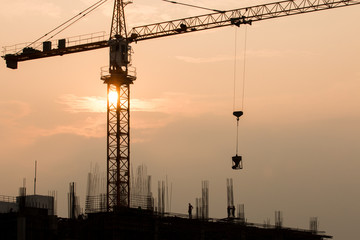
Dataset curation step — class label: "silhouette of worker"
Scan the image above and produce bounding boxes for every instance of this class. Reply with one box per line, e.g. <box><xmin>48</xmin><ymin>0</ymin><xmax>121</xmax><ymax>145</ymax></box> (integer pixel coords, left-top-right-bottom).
<box><xmin>188</xmin><ymin>203</ymin><xmax>193</xmax><ymax>219</ymax></box>
<box><xmin>231</xmin><ymin>206</ymin><xmax>236</xmax><ymax>218</ymax></box>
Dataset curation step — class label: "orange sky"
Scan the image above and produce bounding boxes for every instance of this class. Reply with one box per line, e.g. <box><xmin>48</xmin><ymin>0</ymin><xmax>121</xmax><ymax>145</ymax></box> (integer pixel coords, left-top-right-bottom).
<box><xmin>0</xmin><ymin>1</ymin><xmax>359</xmax><ymax>239</ymax></box>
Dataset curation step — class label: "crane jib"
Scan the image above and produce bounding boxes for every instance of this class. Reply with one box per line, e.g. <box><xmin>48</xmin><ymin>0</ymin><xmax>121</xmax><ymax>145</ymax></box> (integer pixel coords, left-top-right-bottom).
<box><xmin>128</xmin><ymin>0</ymin><xmax>360</xmax><ymax>42</ymax></box>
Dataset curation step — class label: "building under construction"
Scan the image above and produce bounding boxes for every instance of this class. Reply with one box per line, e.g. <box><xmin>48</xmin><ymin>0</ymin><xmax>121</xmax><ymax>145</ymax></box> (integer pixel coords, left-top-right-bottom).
<box><xmin>0</xmin><ymin>193</ymin><xmax>332</xmax><ymax>240</ymax></box>
<box><xmin>0</xmin><ymin>168</ymin><xmax>332</xmax><ymax>240</ymax></box>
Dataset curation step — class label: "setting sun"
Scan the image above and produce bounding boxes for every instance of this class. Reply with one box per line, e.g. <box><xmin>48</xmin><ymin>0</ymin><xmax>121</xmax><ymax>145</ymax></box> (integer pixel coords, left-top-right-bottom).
<box><xmin>108</xmin><ymin>90</ymin><xmax>118</xmax><ymax>106</ymax></box>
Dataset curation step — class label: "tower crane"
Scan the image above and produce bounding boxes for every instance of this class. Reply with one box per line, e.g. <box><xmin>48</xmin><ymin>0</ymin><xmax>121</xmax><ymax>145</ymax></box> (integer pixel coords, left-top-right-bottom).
<box><xmin>2</xmin><ymin>0</ymin><xmax>360</xmax><ymax>212</ymax></box>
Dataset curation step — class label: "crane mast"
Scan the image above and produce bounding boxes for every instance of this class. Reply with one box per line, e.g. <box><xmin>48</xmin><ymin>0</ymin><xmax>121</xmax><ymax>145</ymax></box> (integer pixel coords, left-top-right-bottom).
<box><xmin>101</xmin><ymin>0</ymin><xmax>135</xmax><ymax>211</ymax></box>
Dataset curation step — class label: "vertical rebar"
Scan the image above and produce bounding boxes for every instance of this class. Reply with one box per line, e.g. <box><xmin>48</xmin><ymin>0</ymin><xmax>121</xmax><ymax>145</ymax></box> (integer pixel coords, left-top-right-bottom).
<box><xmin>34</xmin><ymin>160</ymin><xmax>37</xmax><ymax>195</ymax></box>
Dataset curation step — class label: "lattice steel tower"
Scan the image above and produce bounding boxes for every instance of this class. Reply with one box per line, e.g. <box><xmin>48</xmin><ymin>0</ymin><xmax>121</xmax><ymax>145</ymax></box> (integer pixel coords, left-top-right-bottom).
<box><xmin>101</xmin><ymin>0</ymin><xmax>135</xmax><ymax>211</ymax></box>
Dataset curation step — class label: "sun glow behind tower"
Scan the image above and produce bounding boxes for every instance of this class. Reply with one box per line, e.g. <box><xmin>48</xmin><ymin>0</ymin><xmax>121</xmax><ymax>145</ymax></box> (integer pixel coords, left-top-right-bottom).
<box><xmin>108</xmin><ymin>90</ymin><xmax>118</xmax><ymax>106</ymax></box>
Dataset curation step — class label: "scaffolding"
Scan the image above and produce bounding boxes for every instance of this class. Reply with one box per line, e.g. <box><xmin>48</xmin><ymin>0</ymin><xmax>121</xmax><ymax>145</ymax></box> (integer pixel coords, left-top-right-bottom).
<box><xmin>85</xmin><ymin>164</ymin><xmax>154</xmax><ymax>213</ymax></box>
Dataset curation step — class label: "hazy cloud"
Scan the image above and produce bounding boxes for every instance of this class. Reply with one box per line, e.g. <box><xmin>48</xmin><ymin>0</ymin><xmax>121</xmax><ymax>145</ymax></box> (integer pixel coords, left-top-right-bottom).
<box><xmin>127</xmin><ymin>4</ymin><xmax>163</xmax><ymax>26</ymax></box>
<box><xmin>55</xmin><ymin>92</ymin><xmax>228</xmax><ymax>142</ymax></box>
<box><xmin>0</xmin><ymin>0</ymin><xmax>62</xmax><ymax>18</ymax></box>
<box><xmin>38</xmin><ymin>116</ymin><xmax>105</xmax><ymax>138</ymax></box>
<box><xmin>0</xmin><ymin>99</ymin><xmax>105</xmax><ymax>148</ymax></box>
<box><xmin>54</xmin><ymin>92</ymin><xmax>229</xmax><ymax>145</ymax></box>
<box><xmin>78</xmin><ymin>0</ymin><xmax>113</xmax><ymax>17</ymax></box>
<box><xmin>175</xmin><ymin>55</ymin><xmax>234</xmax><ymax>63</ymax></box>
<box><xmin>0</xmin><ymin>116</ymin><xmax>105</xmax><ymax>149</ymax></box>
<box><xmin>248</xmin><ymin>49</ymin><xmax>316</xmax><ymax>58</ymax></box>
<box><xmin>58</xmin><ymin>94</ymin><xmax>105</xmax><ymax>113</ymax></box>
<box><xmin>57</xmin><ymin>93</ymin><xmax>226</xmax><ymax>115</ymax></box>
<box><xmin>57</xmin><ymin>94</ymin><xmax>164</xmax><ymax>113</ymax></box>
<box><xmin>175</xmin><ymin>49</ymin><xmax>316</xmax><ymax>63</ymax></box>
<box><xmin>0</xmin><ymin>100</ymin><xmax>31</xmax><ymax>121</ymax></box>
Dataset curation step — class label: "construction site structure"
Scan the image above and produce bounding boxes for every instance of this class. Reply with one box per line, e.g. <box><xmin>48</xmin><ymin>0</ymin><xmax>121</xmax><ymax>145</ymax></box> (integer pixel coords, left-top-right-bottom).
<box><xmin>2</xmin><ymin>0</ymin><xmax>360</xmax><ymax>214</ymax></box>
<box><xmin>0</xmin><ymin>180</ymin><xmax>333</xmax><ymax>240</ymax></box>
<box><xmin>68</xmin><ymin>182</ymin><xmax>81</xmax><ymax>219</ymax></box>
<box><xmin>195</xmin><ymin>180</ymin><xmax>209</xmax><ymax>219</ymax></box>
<box><xmin>85</xmin><ymin>164</ymin><xmax>153</xmax><ymax>214</ymax></box>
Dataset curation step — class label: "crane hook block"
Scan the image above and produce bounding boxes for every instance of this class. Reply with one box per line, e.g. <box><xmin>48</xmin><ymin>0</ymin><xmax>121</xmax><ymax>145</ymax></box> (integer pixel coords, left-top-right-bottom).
<box><xmin>233</xmin><ymin>111</ymin><xmax>243</xmax><ymax>120</ymax></box>
<box><xmin>232</xmin><ymin>155</ymin><xmax>243</xmax><ymax>170</ymax></box>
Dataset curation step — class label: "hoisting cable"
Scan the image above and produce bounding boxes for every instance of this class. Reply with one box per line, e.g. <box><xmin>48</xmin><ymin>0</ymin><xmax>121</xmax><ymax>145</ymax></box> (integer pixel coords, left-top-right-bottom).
<box><xmin>233</xmin><ymin>25</ymin><xmax>248</xmax><ymax>113</ymax></box>
<box><xmin>231</xmin><ymin>25</ymin><xmax>248</xmax><ymax>170</ymax></box>
<box><xmin>241</xmin><ymin>25</ymin><xmax>248</xmax><ymax>110</ymax></box>
<box><xmin>232</xmin><ymin>27</ymin><xmax>238</xmax><ymax>113</ymax></box>
<box><xmin>17</xmin><ymin>0</ymin><xmax>109</xmax><ymax>54</ymax></box>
